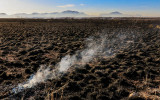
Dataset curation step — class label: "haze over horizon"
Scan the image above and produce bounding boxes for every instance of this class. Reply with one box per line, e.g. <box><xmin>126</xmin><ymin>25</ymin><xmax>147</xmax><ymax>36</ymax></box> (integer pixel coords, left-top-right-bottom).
<box><xmin>0</xmin><ymin>0</ymin><xmax>160</xmax><ymax>17</ymax></box>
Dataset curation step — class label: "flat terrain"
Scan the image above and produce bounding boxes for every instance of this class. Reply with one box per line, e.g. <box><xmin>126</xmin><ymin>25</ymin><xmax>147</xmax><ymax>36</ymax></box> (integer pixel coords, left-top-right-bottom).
<box><xmin>0</xmin><ymin>18</ymin><xmax>160</xmax><ymax>100</ymax></box>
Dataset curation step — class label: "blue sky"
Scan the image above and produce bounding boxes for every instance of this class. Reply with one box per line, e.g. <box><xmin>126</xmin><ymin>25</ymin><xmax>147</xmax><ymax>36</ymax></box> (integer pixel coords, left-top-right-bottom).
<box><xmin>0</xmin><ymin>0</ymin><xmax>160</xmax><ymax>16</ymax></box>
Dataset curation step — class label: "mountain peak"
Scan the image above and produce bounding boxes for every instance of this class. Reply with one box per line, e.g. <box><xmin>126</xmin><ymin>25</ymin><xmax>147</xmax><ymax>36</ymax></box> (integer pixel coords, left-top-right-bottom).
<box><xmin>0</xmin><ymin>13</ymin><xmax>7</xmax><ymax>15</ymax></box>
<box><xmin>110</xmin><ymin>11</ymin><xmax>122</xmax><ymax>15</ymax></box>
<box><xmin>62</xmin><ymin>10</ymin><xmax>80</xmax><ymax>14</ymax></box>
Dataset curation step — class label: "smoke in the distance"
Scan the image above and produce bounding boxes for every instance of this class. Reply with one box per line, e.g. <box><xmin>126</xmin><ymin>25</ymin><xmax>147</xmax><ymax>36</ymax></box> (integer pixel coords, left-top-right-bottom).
<box><xmin>12</xmin><ymin>31</ymin><xmax>137</xmax><ymax>94</ymax></box>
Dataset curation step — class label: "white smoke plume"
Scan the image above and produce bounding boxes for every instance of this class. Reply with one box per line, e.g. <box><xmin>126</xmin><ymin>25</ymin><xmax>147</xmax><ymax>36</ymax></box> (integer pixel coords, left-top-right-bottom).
<box><xmin>12</xmin><ymin>31</ymin><xmax>137</xmax><ymax>94</ymax></box>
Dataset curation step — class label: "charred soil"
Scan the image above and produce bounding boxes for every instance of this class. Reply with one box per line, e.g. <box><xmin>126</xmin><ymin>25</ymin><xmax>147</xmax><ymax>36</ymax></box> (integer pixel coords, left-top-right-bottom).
<box><xmin>0</xmin><ymin>18</ymin><xmax>160</xmax><ymax>100</ymax></box>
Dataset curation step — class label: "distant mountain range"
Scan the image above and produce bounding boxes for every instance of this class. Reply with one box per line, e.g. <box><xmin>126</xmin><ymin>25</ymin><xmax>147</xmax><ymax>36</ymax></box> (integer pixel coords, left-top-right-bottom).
<box><xmin>100</xmin><ymin>11</ymin><xmax>141</xmax><ymax>17</ymax></box>
<box><xmin>0</xmin><ymin>10</ymin><xmax>88</xmax><ymax>18</ymax></box>
<box><xmin>0</xmin><ymin>10</ymin><xmax>141</xmax><ymax>18</ymax></box>
<box><xmin>0</xmin><ymin>13</ymin><xmax>7</xmax><ymax>15</ymax></box>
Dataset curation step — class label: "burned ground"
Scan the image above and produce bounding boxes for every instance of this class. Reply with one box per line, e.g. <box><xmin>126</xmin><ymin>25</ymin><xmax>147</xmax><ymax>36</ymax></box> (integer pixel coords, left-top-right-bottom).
<box><xmin>0</xmin><ymin>18</ymin><xmax>160</xmax><ymax>100</ymax></box>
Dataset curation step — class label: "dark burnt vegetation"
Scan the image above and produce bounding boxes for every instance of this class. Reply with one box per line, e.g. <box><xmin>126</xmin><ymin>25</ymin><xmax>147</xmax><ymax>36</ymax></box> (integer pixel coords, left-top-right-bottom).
<box><xmin>0</xmin><ymin>18</ymin><xmax>160</xmax><ymax>99</ymax></box>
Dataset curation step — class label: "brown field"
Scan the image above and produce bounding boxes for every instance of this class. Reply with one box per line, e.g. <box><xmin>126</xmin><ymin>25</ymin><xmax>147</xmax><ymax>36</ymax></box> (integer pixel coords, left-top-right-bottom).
<box><xmin>0</xmin><ymin>18</ymin><xmax>160</xmax><ymax>100</ymax></box>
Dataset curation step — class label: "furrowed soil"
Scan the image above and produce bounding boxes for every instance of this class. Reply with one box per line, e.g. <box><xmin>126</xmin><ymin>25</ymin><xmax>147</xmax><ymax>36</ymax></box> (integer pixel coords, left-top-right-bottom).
<box><xmin>0</xmin><ymin>18</ymin><xmax>160</xmax><ymax>100</ymax></box>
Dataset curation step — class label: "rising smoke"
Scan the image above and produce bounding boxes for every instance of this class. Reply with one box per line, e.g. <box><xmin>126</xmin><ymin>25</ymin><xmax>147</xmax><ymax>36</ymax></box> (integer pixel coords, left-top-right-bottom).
<box><xmin>12</xmin><ymin>31</ymin><xmax>137</xmax><ymax>94</ymax></box>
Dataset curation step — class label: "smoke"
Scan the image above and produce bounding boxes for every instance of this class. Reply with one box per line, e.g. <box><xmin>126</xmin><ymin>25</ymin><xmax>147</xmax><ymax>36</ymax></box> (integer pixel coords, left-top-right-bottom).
<box><xmin>12</xmin><ymin>65</ymin><xmax>52</xmax><ymax>93</ymax></box>
<box><xmin>12</xmin><ymin>31</ymin><xmax>137</xmax><ymax>94</ymax></box>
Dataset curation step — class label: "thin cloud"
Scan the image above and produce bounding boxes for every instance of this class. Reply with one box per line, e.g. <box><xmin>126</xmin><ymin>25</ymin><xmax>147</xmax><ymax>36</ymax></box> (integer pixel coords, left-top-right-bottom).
<box><xmin>57</xmin><ymin>4</ymin><xmax>75</xmax><ymax>8</ymax></box>
<box><xmin>80</xmin><ymin>4</ymin><xmax>85</xmax><ymax>6</ymax></box>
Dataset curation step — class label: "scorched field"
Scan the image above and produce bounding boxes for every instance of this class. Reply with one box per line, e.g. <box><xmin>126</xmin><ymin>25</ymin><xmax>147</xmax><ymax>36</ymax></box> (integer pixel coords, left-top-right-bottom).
<box><xmin>0</xmin><ymin>18</ymin><xmax>160</xmax><ymax>100</ymax></box>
